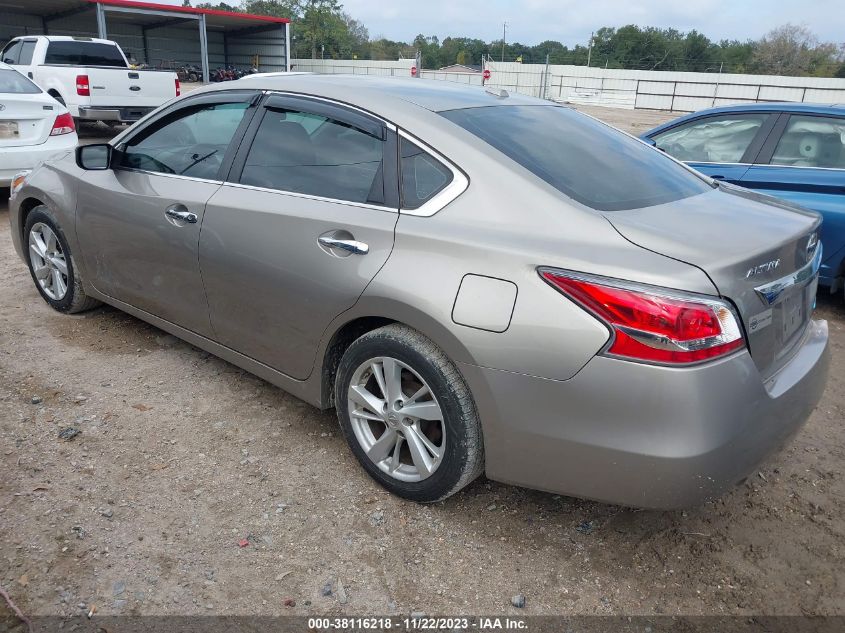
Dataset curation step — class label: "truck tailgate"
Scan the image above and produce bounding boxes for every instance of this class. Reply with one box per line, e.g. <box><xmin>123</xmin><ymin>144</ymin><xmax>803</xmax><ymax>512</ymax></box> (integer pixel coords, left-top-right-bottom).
<box><xmin>83</xmin><ymin>67</ymin><xmax>177</xmax><ymax>107</ymax></box>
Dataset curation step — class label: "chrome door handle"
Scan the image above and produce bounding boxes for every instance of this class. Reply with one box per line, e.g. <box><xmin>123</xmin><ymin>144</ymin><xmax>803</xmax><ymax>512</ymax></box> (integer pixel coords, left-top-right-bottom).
<box><xmin>165</xmin><ymin>206</ymin><xmax>198</xmax><ymax>224</ymax></box>
<box><xmin>318</xmin><ymin>236</ymin><xmax>369</xmax><ymax>255</ymax></box>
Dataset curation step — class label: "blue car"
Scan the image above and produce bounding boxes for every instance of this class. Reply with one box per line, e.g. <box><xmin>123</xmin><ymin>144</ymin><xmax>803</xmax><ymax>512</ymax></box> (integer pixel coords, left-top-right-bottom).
<box><xmin>642</xmin><ymin>103</ymin><xmax>845</xmax><ymax>295</ymax></box>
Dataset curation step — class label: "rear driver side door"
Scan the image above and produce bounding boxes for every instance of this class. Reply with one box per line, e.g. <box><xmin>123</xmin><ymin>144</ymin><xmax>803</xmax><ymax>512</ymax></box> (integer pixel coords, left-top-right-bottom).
<box><xmin>199</xmin><ymin>94</ymin><xmax>399</xmax><ymax>380</ymax></box>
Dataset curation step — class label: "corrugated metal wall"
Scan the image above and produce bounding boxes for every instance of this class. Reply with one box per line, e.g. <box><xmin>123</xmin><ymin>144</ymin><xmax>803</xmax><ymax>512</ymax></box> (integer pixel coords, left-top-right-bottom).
<box><xmin>1</xmin><ymin>9</ymin><xmax>287</xmax><ymax>74</ymax></box>
<box><xmin>291</xmin><ymin>58</ymin><xmax>845</xmax><ymax>112</ymax></box>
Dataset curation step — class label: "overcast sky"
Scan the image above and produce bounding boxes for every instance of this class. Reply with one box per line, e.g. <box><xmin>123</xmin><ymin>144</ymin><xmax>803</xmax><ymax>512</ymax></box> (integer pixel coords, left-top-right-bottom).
<box><xmin>172</xmin><ymin>0</ymin><xmax>845</xmax><ymax>46</ymax></box>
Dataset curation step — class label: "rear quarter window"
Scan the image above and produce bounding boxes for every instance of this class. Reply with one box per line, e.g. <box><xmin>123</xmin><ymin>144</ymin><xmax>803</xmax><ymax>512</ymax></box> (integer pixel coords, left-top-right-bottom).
<box><xmin>441</xmin><ymin>105</ymin><xmax>711</xmax><ymax>211</ymax></box>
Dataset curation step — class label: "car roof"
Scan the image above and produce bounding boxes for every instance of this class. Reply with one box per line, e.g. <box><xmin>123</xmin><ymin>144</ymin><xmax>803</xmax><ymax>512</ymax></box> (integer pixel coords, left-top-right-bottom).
<box><xmin>229</xmin><ymin>73</ymin><xmax>546</xmax><ymax>113</ymax></box>
<box><xmin>685</xmin><ymin>102</ymin><xmax>845</xmax><ymax>115</ymax></box>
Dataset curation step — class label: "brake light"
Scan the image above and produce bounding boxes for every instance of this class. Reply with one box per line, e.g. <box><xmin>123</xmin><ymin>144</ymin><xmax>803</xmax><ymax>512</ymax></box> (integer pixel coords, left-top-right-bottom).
<box><xmin>76</xmin><ymin>74</ymin><xmax>90</xmax><ymax>96</ymax></box>
<box><xmin>175</xmin><ymin>78</ymin><xmax>181</xmax><ymax>96</ymax></box>
<box><xmin>540</xmin><ymin>270</ymin><xmax>745</xmax><ymax>365</ymax></box>
<box><xmin>50</xmin><ymin>112</ymin><xmax>75</xmax><ymax>136</ymax></box>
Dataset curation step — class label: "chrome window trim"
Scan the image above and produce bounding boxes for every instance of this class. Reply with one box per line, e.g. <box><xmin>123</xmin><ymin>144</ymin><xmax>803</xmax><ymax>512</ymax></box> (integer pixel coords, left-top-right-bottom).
<box><xmin>683</xmin><ymin>161</ymin><xmax>752</xmax><ymax>167</ymax></box>
<box><xmin>112</xmin><ymin>167</ymin><xmax>223</xmax><ymax>185</ymax></box>
<box><xmin>220</xmin><ymin>181</ymin><xmax>399</xmax><ymax>214</ymax></box>
<box><xmin>755</xmin><ymin>163</ymin><xmax>845</xmax><ymax>172</ymax></box>
<box><xmin>397</xmin><ymin>129</ymin><xmax>469</xmax><ymax>217</ymax></box>
<box><xmin>263</xmin><ymin>90</ymin><xmax>397</xmax><ymax>132</ymax></box>
<box><xmin>684</xmin><ymin>160</ymin><xmax>845</xmax><ymax>172</ymax></box>
<box><xmin>754</xmin><ymin>243</ymin><xmax>823</xmax><ymax>305</ymax></box>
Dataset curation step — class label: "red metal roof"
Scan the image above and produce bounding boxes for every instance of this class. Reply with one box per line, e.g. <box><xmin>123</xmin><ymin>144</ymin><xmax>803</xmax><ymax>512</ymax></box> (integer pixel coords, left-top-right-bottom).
<box><xmin>87</xmin><ymin>0</ymin><xmax>291</xmax><ymax>24</ymax></box>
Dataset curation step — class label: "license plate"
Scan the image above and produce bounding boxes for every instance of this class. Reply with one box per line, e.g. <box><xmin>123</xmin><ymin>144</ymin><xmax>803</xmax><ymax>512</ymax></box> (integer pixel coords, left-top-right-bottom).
<box><xmin>781</xmin><ymin>293</ymin><xmax>805</xmax><ymax>340</ymax></box>
<box><xmin>0</xmin><ymin>121</ymin><xmax>19</xmax><ymax>139</ymax></box>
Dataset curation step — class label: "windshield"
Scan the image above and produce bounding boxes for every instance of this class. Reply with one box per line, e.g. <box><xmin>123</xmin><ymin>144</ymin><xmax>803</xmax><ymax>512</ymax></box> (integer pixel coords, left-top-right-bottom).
<box><xmin>45</xmin><ymin>41</ymin><xmax>127</xmax><ymax>67</ymax></box>
<box><xmin>0</xmin><ymin>69</ymin><xmax>41</xmax><ymax>94</ymax></box>
<box><xmin>441</xmin><ymin>105</ymin><xmax>711</xmax><ymax>211</ymax></box>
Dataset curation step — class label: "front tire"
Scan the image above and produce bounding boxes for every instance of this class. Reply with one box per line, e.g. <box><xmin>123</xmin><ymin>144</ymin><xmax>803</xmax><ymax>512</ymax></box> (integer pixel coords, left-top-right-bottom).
<box><xmin>24</xmin><ymin>206</ymin><xmax>100</xmax><ymax>314</ymax></box>
<box><xmin>335</xmin><ymin>324</ymin><xmax>484</xmax><ymax>502</ymax></box>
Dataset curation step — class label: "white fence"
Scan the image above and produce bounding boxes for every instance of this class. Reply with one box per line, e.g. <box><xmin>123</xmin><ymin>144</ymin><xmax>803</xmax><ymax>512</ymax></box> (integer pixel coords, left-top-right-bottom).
<box><xmin>291</xmin><ymin>58</ymin><xmax>845</xmax><ymax>112</ymax></box>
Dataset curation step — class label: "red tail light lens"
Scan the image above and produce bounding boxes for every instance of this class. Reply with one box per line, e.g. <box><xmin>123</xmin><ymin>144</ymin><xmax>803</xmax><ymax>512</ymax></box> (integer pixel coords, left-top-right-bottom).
<box><xmin>540</xmin><ymin>269</ymin><xmax>745</xmax><ymax>365</ymax></box>
<box><xmin>50</xmin><ymin>112</ymin><xmax>75</xmax><ymax>136</ymax></box>
<box><xmin>76</xmin><ymin>74</ymin><xmax>90</xmax><ymax>96</ymax></box>
<box><xmin>175</xmin><ymin>78</ymin><xmax>181</xmax><ymax>96</ymax></box>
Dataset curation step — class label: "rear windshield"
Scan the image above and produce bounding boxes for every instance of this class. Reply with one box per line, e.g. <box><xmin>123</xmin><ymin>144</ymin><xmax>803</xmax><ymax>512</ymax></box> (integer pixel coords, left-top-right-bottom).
<box><xmin>0</xmin><ymin>69</ymin><xmax>41</xmax><ymax>94</ymax></box>
<box><xmin>441</xmin><ymin>105</ymin><xmax>711</xmax><ymax>211</ymax></box>
<box><xmin>45</xmin><ymin>41</ymin><xmax>126</xmax><ymax>67</ymax></box>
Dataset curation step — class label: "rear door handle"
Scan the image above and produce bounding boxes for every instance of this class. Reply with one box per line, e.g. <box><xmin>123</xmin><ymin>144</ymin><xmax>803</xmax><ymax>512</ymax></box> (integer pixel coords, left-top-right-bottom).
<box><xmin>318</xmin><ymin>236</ymin><xmax>369</xmax><ymax>255</ymax></box>
<box><xmin>165</xmin><ymin>205</ymin><xmax>198</xmax><ymax>224</ymax></box>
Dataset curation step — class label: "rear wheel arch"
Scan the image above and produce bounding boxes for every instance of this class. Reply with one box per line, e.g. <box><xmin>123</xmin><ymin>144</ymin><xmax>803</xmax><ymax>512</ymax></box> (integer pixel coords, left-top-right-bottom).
<box><xmin>47</xmin><ymin>89</ymin><xmax>65</xmax><ymax>106</ymax></box>
<box><xmin>319</xmin><ymin>307</ymin><xmax>478</xmax><ymax>410</ymax></box>
<box><xmin>321</xmin><ymin>317</ymin><xmax>396</xmax><ymax>409</ymax></box>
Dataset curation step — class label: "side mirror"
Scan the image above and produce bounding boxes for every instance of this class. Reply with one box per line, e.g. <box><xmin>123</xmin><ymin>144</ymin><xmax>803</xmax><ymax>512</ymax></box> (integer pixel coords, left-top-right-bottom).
<box><xmin>76</xmin><ymin>144</ymin><xmax>113</xmax><ymax>170</ymax></box>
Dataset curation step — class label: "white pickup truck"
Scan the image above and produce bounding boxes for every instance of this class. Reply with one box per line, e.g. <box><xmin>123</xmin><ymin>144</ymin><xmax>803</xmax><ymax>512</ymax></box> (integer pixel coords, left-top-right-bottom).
<box><xmin>0</xmin><ymin>35</ymin><xmax>179</xmax><ymax>124</ymax></box>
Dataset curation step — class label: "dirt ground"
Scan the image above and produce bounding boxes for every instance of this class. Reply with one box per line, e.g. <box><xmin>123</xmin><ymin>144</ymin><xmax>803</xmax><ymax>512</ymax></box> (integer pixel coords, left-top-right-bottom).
<box><xmin>1</xmin><ymin>107</ymin><xmax>843</xmax><ymax>622</ymax></box>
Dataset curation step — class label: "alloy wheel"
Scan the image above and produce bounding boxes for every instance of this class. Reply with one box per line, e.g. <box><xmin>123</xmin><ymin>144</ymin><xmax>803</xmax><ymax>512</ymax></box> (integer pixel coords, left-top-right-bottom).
<box><xmin>347</xmin><ymin>356</ymin><xmax>445</xmax><ymax>482</ymax></box>
<box><xmin>28</xmin><ymin>223</ymin><xmax>69</xmax><ymax>301</ymax></box>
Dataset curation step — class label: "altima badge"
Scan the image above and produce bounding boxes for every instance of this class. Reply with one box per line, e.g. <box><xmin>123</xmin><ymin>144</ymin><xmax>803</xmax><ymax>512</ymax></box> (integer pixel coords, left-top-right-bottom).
<box><xmin>746</xmin><ymin>259</ymin><xmax>780</xmax><ymax>279</ymax></box>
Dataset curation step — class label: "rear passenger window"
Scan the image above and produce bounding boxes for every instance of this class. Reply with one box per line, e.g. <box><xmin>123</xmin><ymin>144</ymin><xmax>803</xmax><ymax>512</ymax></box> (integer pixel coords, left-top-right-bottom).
<box><xmin>240</xmin><ymin>107</ymin><xmax>386</xmax><ymax>205</ymax></box>
<box><xmin>770</xmin><ymin>115</ymin><xmax>845</xmax><ymax>169</ymax></box>
<box><xmin>18</xmin><ymin>41</ymin><xmax>36</xmax><ymax>65</ymax></box>
<box><xmin>400</xmin><ymin>137</ymin><xmax>453</xmax><ymax>209</ymax></box>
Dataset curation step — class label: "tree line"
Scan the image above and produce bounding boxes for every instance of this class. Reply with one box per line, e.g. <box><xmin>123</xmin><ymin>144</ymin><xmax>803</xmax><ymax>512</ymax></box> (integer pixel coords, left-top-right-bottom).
<box><xmin>186</xmin><ymin>1</ymin><xmax>845</xmax><ymax>77</ymax></box>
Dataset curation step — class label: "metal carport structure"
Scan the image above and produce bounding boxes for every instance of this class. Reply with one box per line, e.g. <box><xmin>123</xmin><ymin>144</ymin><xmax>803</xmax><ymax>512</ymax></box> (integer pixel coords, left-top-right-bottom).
<box><xmin>0</xmin><ymin>0</ymin><xmax>291</xmax><ymax>83</ymax></box>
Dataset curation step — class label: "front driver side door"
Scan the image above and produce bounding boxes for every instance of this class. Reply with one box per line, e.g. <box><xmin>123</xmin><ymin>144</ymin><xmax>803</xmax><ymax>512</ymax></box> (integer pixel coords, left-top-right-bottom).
<box><xmin>199</xmin><ymin>94</ymin><xmax>399</xmax><ymax>380</ymax></box>
<box><xmin>76</xmin><ymin>91</ymin><xmax>258</xmax><ymax>337</ymax></box>
<box><xmin>649</xmin><ymin>112</ymin><xmax>776</xmax><ymax>184</ymax></box>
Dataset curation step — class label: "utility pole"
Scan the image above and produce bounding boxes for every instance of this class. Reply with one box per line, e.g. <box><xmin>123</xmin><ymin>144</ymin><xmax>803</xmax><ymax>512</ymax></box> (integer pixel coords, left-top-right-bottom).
<box><xmin>542</xmin><ymin>53</ymin><xmax>550</xmax><ymax>100</ymax></box>
<box><xmin>586</xmin><ymin>31</ymin><xmax>593</xmax><ymax>67</ymax></box>
<box><xmin>501</xmin><ymin>21</ymin><xmax>507</xmax><ymax>62</ymax></box>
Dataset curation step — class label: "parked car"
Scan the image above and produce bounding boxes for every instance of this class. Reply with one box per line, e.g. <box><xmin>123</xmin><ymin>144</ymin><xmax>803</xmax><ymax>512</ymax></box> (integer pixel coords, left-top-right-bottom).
<box><xmin>8</xmin><ymin>76</ymin><xmax>829</xmax><ymax>508</ymax></box>
<box><xmin>642</xmin><ymin>103</ymin><xmax>845</xmax><ymax>295</ymax></box>
<box><xmin>0</xmin><ymin>35</ymin><xmax>179</xmax><ymax>125</ymax></box>
<box><xmin>0</xmin><ymin>62</ymin><xmax>77</xmax><ymax>187</ymax></box>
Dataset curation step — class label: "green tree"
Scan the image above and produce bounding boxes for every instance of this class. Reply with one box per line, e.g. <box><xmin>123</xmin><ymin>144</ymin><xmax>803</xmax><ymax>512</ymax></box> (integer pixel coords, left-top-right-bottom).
<box><xmin>752</xmin><ymin>24</ymin><xmax>838</xmax><ymax>76</ymax></box>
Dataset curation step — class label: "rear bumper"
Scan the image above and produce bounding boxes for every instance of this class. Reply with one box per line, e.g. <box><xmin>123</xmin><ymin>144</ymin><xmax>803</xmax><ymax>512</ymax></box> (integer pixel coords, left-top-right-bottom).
<box><xmin>77</xmin><ymin>106</ymin><xmax>155</xmax><ymax>122</ymax></box>
<box><xmin>0</xmin><ymin>134</ymin><xmax>78</xmax><ymax>185</ymax></box>
<box><xmin>462</xmin><ymin>319</ymin><xmax>830</xmax><ymax>508</ymax></box>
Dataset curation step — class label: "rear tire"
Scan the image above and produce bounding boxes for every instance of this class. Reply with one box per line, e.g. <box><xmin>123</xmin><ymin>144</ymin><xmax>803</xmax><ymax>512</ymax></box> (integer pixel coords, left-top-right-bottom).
<box><xmin>23</xmin><ymin>206</ymin><xmax>100</xmax><ymax>314</ymax></box>
<box><xmin>335</xmin><ymin>324</ymin><xmax>484</xmax><ymax>503</ymax></box>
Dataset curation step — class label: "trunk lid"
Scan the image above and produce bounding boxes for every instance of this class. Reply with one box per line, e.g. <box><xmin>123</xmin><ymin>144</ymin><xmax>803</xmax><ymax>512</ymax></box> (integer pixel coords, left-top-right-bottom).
<box><xmin>604</xmin><ymin>184</ymin><xmax>822</xmax><ymax>380</ymax></box>
<box><xmin>84</xmin><ymin>68</ymin><xmax>177</xmax><ymax>108</ymax></box>
<box><xmin>0</xmin><ymin>94</ymin><xmax>58</xmax><ymax>146</ymax></box>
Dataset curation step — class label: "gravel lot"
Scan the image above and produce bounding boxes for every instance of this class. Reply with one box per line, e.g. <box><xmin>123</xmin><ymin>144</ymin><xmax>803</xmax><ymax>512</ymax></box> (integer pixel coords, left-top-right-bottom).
<box><xmin>1</xmin><ymin>107</ymin><xmax>843</xmax><ymax>622</ymax></box>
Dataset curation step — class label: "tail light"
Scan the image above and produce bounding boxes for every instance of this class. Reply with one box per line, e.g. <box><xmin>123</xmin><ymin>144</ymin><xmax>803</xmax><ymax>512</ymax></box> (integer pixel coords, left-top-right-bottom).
<box><xmin>76</xmin><ymin>74</ymin><xmax>90</xmax><ymax>96</ymax></box>
<box><xmin>540</xmin><ymin>269</ymin><xmax>745</xmax><ymax>365</ymax></box>
<box><xmin>50</xmin><ymin>112</ymin><xmax>75</xmax><ymax>136</ymax></box>
<box><xmin>175</xmin><ymin>78</ymin><xmax>181</xmax><ymax>96</ymax></box>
